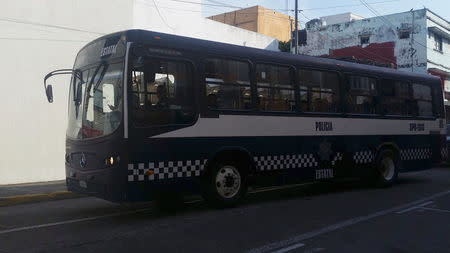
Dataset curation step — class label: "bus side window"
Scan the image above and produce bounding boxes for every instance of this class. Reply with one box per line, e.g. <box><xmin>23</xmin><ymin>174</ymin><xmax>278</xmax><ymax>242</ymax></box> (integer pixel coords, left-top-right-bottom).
<box><xmin>380</xmin><ymin>79</ymin><xmax>412</xmax><ymax>116</ymax></box>
<box><xmin>298</xmin><ymin>69</ymin><xmax>340</xmax><ymax>113</ymax></box>
<box><xmin>204</xmin><ymin>58</ymin><xmax>251</xmax><ymax>110</ymax></box>
<box><xmin>345</xmin><ymin>75</ymin><xmax>379</xmax><ymax>114</ymax></box>
<box><xmin>412</xmin><ymin>83</ymin><xmax>433</xmax><ymax>117</ymax></box>
<box><xmin>256</xmin><ymin>64</ymin><xmax>295</xmax><ymax>112</ymax></box>
<box><xmin>131</xmin><ymin>70</ymin><xmax>145</xmax><ymax>109</ymax></box>
<box><xmin>432</xmin><ymin>84</ymin><xmax>444</xmax><ymax>118</ymax></box>
<box><xmin>131</xmin><ymin>58</ymin><xmax>195</xmax><ymax>126</ymax></box>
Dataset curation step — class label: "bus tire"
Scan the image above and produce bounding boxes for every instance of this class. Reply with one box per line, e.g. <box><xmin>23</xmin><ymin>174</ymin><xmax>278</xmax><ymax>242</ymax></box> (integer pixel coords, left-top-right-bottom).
<box><xmin>373</xmin><ymin>149</ymin><xmax>399</xmax><ymax>187</ymax></box>
<box><xmin>201</xmin><ymin>161</ymin><xmax>248</xmax><ymax>208</ymax></box>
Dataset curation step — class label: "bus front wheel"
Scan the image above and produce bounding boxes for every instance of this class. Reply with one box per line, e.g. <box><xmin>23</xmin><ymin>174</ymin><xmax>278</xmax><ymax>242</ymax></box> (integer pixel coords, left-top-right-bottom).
<box><xmin>373</xmin><ymin>149</ymin><xmax>399</xmax><ymax>187</ymax></box>
<box><xmin>202</xmin><ymin>161</ymin><xmax>248</xmax><ymax>208</ymax></box>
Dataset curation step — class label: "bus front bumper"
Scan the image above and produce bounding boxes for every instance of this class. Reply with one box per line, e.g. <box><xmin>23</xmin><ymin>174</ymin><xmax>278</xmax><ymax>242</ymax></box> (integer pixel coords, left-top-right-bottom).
<box><xmin>66</xmin><ymin>166</ymin><xmax>125</xmax><ymax>202</ymax></box>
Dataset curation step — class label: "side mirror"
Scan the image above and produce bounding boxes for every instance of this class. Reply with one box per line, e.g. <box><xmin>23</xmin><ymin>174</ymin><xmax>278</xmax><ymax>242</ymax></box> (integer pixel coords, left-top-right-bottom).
<box><xmin>46</xmin><ymin>85</ymin><xmax>53</xmax><ymax>103</ymax></box>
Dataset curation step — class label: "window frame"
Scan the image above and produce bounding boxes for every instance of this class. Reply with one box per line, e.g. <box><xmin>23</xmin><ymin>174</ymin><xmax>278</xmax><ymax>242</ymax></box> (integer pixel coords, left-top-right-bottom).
<box><xmin>254</xmin><ymin>62</ymin><xmax>298</xmax><ymax>114</ymax></box>
<box><xmin>360</xmin><ymin>35</ymin><xmax>370</xmax><ymax>45</ymax></box>
<box><xmin>343</xmin><ymin>73</ymin><xmax>383</xmax><ymax>116</ymax></box>
<box><xmin>375</xmin><ymin>78</ymin><xmax>438</xmax><ymax>120</ymax></box>
<box><xmin>202</xmin><ymin>56</ymin><xmax>255</xmax><ymax>114</ymax></box>
<box><xmin>379</xmin><ymin>78</ymin><xmax>416</xmax><ymax>118</ymax></box>
<box><xmin>128</xmin><ymin>55</ymin><xmax>199</xmax><ymax>129</ymax></box>
<box><xmin>398</xmin><ymin>30</ymin><xmax>411</xmax><ymax>39</ymax></box>
<box><xmin>434</xmin><ymin>33</ymin><xmax>443</xmax><ymax>52</ymax></box>
<box><xmin>411</xmin><ymin>82</ymin><xmax>435</xmax><ymax>119</ymax></box>
<box><xmin>297</xmin><ymin>67</ymin><xmax>343</xmax><ymax>116</ymax></box>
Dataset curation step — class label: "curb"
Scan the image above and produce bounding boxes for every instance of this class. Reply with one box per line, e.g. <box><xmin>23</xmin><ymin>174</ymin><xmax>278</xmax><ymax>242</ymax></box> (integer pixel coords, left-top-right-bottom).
<box><xmin>0</xmin><ymin>191</ymin><xmax>83</xmax><ymax>207</ymax></box>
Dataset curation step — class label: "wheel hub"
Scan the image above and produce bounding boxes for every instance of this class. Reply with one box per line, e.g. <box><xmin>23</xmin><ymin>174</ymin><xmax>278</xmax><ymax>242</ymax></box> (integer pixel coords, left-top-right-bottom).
<box><xmin>380</xmin><ymin>157</ymin><xmax>395</xmax><ymax>181</ymax></box>
<box><xmin>215</xmin><ymin>165</ymin><xmax>241</xmax><ymax>199</ymax></box>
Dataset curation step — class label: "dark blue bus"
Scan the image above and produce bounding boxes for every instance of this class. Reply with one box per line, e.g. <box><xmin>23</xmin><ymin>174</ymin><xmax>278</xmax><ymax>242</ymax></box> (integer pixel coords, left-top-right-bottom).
<box><xmin>44</xmin><ymin>29</ymin><xmax>446</xmax><ymax>207</ymax></box>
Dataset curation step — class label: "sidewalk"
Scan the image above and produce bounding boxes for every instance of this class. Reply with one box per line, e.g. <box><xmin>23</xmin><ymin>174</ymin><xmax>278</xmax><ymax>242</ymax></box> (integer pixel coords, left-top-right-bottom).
<box><xmin>0</xmin><ymin>180</ymin><xmax>82</xmax><ymax>207</ymax></box>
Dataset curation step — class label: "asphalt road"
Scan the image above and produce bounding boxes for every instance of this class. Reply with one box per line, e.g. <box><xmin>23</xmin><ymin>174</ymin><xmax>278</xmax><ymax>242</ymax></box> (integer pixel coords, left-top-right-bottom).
<box><xmin>0</xmin><ymin>168</ymin><xmax>449</xmax><ymax>253</ymax></box>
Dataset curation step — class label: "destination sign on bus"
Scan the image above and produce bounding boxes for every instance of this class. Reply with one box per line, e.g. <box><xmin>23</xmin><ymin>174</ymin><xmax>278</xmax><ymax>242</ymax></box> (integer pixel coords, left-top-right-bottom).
<box><xmin>100</xmin><ymin>44</ymin><xmax>117</xmax><ymax>57</ymax></box>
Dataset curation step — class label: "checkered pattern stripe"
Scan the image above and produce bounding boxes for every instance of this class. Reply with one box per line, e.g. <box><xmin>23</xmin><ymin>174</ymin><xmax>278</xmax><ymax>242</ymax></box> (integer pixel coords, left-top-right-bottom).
<box><xmin>253</xmin><ymin>154</ymin><xmax>318</xmax><ymax>171</ymax></box>
<box><xmin>331</xmin><ymin>152</ymin><xmax>343</xmax><ymax>166</ymax></box>
<box><xmin>441</xmin><ymin>146</ymin><xmax>448</xmax><ymax>160</ymax></box>
<box><xmin>400</xmin><ymin>148</ymin><xmax>430</xmax><ymax>161</ymax></box>
<box><xmin>353</xmin><ymin>150</ymin><xmax>374</xmax><ymax>164</ymax></box>
<box><xmin>128</xmin><ymin>159</ymin><xmax>207</xmax><ymax>182</ymax></box>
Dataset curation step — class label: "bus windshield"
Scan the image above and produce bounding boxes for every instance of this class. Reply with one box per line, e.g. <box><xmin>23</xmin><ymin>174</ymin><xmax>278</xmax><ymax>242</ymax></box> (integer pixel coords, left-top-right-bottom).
<box><xmin>67</xmin><ymin>62</ymin><xmax>124</xmax><ymax>139</ymax></box>
<box><xmin>66</xmin><ymin>36</ymin><xmax>126</xmax><ymax>140</ymax></box>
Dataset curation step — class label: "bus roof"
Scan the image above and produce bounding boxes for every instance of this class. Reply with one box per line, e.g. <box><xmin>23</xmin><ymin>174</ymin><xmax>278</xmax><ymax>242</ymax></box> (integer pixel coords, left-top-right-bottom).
<box><xmin>83</xmin><ymin>29</ymin><xmax>441</xmax><ymax>86</ymax></box>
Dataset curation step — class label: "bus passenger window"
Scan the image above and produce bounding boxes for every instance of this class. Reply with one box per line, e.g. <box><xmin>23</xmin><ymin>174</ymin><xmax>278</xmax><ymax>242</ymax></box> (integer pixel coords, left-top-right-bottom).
<box><xmin>345</xmin><ymin>75</ymin><xmax>379</xmax><ymax>114</ymax></box>
<box><xmin>298</xmin><ymin>69</ymin><xmax>340</xmax><ymax>113</ymax></box>
<box><xmin>380</xmin><ymin>80</ymin><xmax>413</xmax><ymax>116</ymax></box>
<box><xmin>412</xmin><ymin>83</ymin><xmax>433</xmax><ymax>117</ymax></box>
<box><xmin>131</xmin><ymin>58</ymin><xmax>195</xmax><ymax>126</ymax></box>
<box><xmin>204</xmin><ymin>58</ymin><xmax>251</xmax><ymax>110</ymax></box>
<box><xmin>256</xmin><ymin>64</ymin><xmax>295</xmax><ymax>112</ymax></box>
<box><xmin>131</xmin><ymin>71</ymin><xmax>145</xmax><ymax>109</ymax></box>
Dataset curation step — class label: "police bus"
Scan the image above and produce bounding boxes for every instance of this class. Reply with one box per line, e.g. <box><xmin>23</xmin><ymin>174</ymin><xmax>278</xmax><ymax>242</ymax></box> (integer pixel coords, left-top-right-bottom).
<box><xmin>44</xmin><ymin>29</ymin><xmax>446</xmax><ymax>207</ymax></box>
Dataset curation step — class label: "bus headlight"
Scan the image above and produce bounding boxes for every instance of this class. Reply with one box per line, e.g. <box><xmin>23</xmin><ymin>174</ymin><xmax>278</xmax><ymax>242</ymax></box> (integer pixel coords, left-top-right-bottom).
<box><xmin>104</xmin><ymin>155</ymin><xmax>120</xmax><ymax>167</ymax></box>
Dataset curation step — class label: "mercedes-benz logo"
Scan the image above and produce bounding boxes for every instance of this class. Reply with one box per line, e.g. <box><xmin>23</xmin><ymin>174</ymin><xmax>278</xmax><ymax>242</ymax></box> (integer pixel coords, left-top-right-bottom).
<box><xmin>80</xmin><ymin>153</ymin><xmax>87</xmax><ymax>168</ymax></box>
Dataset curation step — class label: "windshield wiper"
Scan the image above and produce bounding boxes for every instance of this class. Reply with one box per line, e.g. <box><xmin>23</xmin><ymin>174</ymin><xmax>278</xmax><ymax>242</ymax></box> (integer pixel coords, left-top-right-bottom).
<box><xmin>86</xmin><ymin>62</ymin><xmax>108</xmax><ymax>95</ymax></box>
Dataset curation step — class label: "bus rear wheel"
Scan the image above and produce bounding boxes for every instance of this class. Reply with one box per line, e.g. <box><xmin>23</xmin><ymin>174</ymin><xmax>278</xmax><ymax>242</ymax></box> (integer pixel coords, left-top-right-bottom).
<box><xmin>202</xmin><ymin>162</ymin><xmax>247</xmax><ymax>208</ymax></box>
<box><xmin>373</xmin><ymin>149</ymin><xmax>399</xmax><ymax>187</ymax></box>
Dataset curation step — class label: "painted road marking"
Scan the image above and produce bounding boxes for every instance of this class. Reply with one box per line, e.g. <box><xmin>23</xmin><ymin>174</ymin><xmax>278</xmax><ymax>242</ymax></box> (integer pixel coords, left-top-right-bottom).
<box><xmin>185</xmin><ymin>182</ymin><xmax>316</xmax><ymax>204</ymax></box>
<box><xmin>0</xmin><ymin>207</ymin><xmax>153</xmax><ymax>235</ymax></box>
<box><xmin>420</xmin><ymin>207</ymin><xmax>450</xmax><ymax>213</ymax></box>
<box><xmin>271</xmin><ymin>243</ymin><xmax>305</xmax><ymax>253</ymax></box>
<box><xmin>396</xmin><ymin>201</ymin><xmax>434</xmax><ymax>214</ymax></box>
<box><xmin>250</xmin><ymin>182</ymin><xmax>315</xmax><ymax>194</ymax></box>
<box><xmin>247</xmin><ymin>190</ymin><xmax>450</xmax><ymax>253</ymax></box>
<box><xmin>1</xmin><ymin>188</ymin><xmax>448</xmax><ymax>238</ymax></box>
<box><xmin>0</xmin><ymin>182</ymin><xmax>317</xmax><ymax>235</ymax></box>
<box><xmin>184</xmin><ymin>199</ymin><xmax>203</xmax><ymax>204</ymax></box>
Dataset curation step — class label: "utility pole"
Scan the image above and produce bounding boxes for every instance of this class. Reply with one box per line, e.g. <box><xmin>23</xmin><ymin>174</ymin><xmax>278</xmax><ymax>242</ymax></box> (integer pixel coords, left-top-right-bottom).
<box><xmin>410</xmin><ymin>9</ymin><xmax>416</xmax><ymax>72</ymax></box>
<box><xmin>295</xmin><ymin>0</ymin><xmax>298</xmax><ymax>54</ymax></box>
<box><xmin>290</xmin><ymin>18</ymin><xmax>293</xmax><ymax>52</ymax></box>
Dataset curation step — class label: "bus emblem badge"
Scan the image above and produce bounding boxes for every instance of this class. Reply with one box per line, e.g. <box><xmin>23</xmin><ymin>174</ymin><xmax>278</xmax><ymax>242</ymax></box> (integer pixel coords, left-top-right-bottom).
<box><xmin>80</xmin><ymin>153</ymin><xmax>87</xmax><ymax>168</ymax></box>
<box><xmin>318</xmin><ymin>139</ymin><xmax>332</xmax><ymax>161</ymax></box>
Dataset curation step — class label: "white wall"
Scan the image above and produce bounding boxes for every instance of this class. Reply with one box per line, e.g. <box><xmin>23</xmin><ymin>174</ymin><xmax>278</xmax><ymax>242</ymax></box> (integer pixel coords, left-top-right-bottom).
<box><xmin>0</xmin><ymin>0</ymin><xmax>278</xmax><ymax>185</ymax></box>
<box><xmin>320</xmin><ymin>13</ymin><xmax>364</xmax><ymax>26</ymax></box>
<box><xmin>132</xmin><ymin>0</ymin><xmax>279</xmax><ymax>50</ymax></box>
<box><xmin>0</xmin><ymin>0</ymin><xmax>133</xmax><ymax>185</ymax></box>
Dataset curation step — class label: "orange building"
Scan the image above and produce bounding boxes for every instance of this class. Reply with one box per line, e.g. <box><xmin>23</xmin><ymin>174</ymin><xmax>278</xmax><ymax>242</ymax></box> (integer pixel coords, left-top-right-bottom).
<box><xmin>208</xmin><ymin>5</ymin><xmax>296</xmax><ymax>42</ymax></box>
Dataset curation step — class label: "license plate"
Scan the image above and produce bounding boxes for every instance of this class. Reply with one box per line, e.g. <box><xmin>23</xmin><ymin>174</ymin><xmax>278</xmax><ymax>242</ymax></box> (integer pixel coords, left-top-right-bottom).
<box><xmin>315</xmin><ymin>169</ymin><xmax>334</xmax><ymax>180</ymax></box>
<box><xmin>79</xmin><ymin>180</ymin><xmax>87</xmax><ymax>188</ymax></box>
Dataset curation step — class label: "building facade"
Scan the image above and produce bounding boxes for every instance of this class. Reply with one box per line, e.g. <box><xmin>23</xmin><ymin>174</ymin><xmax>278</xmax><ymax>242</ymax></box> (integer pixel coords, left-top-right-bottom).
<box><xmin>208</xmin><ymin>5</ymin><xmax>295</xmax><ymax>42</ymax></box>
<box><xmin>295</xmin><ymin>9</ymin><xmax>449</xmax><ymax>106</ymax></box>
<box><xmin>0</xmin><ymin>0</ymin><xmax>278</xmax><ymax>185</ymax></box>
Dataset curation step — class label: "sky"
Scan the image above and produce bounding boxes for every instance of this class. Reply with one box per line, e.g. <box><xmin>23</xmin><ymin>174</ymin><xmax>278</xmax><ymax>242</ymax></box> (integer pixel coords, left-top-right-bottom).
<box><xmin>201</xmin><ymin>0</ymin><xmax>449</xmax><ymax>25</ymax></box>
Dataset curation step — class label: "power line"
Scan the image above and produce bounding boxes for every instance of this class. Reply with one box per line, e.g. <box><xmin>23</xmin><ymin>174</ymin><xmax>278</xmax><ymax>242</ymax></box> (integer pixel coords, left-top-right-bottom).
<box><xmin>0</xmin><ymin>17</ymin><xmax>104</xmax><ymax>35</ymax></box>
<box><xmin>166</xmin><ymin>0</ymin><xmax>241</xmax><ymax>9</ymax></box>
<box><xmin>152</xmin><ymin>0</ymin><xmax>175</xmax><ymax>31</ymax></box>
<box><xmin>204</xmin><ymin>0</ymin><xmax>242</xmax><ymax>9</ymax></box>
<box><xmin>300</xmin><ymin>0</ymin><xmax>399</xmax><ymax>12</ymax></box>
<box><xmin>137</xmin><ymin>0</ymin><xmax>296</xmax><ymax>22</ymax></box>
<box><xmin>0</xmin><ymin>37</ymin><xmax>89</xmax><ymax>43</ymax></box>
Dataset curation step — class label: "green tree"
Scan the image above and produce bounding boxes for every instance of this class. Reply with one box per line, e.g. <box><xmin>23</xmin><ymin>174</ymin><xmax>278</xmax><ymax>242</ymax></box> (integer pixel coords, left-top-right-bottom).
<box><xmin>278</xmin><ymin>40</ymin><xmax>291</xmax><ymax>52</ymax></box>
